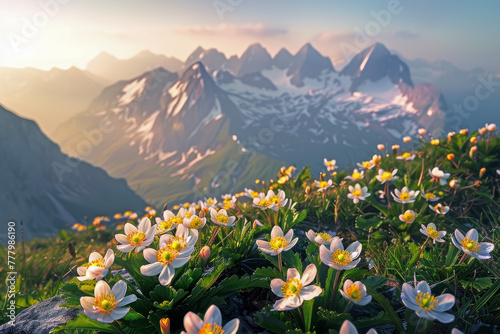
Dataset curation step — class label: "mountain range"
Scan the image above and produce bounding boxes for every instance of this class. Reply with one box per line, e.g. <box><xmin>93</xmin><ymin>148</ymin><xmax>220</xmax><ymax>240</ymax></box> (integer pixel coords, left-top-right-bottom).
<box><xmin>0</xmin><ymin>105</ymin><xmax>147</xmax><ymax>240</ymax></box>
<box><xmin>52</xmin><ymin>42</ymin><xmax>446</xmax><ymax>206</ymax></box>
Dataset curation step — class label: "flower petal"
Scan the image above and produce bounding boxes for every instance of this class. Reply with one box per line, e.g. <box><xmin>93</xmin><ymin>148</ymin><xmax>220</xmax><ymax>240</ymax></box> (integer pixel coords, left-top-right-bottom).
<box><xmin>184</xmin><ymin>312</ymin><xmax>204</xmax><ymax>334</ymax></box>
<box><xmin>158</xmin><ymin>265</ymin><xmax>175</xmax><ymax>286</ymax></box>
<box><xmin>124</xmin><ymin>223</ymin><xmax>137</xmax><ymax>235</ymax></box>
<box><xmin>110</xmin><ymin>307</ymin><xmax>130</xmax><ymax>320</ymax></box>
<box><xmin>140</xmin><ymin>262</ymin><xmax>163</xmax><ymax>276</ymax></box>
<box><xmin>204</xmin><ymin>304</ymin><xmax>222</xmax><ymax>326</ymax></box>
<box><xmin>111</xmin><ymin>281</ymin><xmax>127</xmax><ymax>301</ymax></box>
<box><xmin>143</xmin><ymin>248</ymin><xmax>158</xmax><ymax>263</ymax></box>
<box><xmin>434</xmin><ymin>294</ymin><xmax>455</xmax><ymax>312</ymax></box>
<box><xmin>300</xmin><ymin>264</ymin><xmax>317</xmax><ymax>285</ymax></box>
<box><xmin>222</xmin><ymin>319</ymin><xmax>240</xmax><ymax>334</ymax></box>
<box><xmin>271</xmin><ymin>226</ymin><xmax>284</xmax><ymax>239</ymax></box>
<box><xmin>117</xmin><ymin>294</ymin><xmax>137</xmax><ymax>307</ymax></box>
<box><xmin>300</xmin><ymin>285</ymin><xmax>322</xmax><ymax>300</ymax></box>
<box><xmin>94</xmin><ymin>280</ymin><xmax>111</xmax><ymax>298</ymax></box>
<box><xmin>465</xmin><ymin>228</ymin><xmax>478</xmax><ymax>242</ymax></box>
<box><xmin>270</xmin><ymin>279</ymin><xmax>285</xmax><ymax>297</ymax></box>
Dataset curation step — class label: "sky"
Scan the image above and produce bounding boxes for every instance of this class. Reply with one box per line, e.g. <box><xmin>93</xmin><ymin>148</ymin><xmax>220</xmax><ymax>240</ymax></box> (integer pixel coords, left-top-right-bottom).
<box><xmin>0</xmin><ymin>0</ymin><xmax>499</xmax><ymax>71</ymax></box>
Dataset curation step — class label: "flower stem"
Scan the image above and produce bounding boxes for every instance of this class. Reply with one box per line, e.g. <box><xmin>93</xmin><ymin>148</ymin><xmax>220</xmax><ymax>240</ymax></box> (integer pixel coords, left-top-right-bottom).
<box><xmin>415</xmin><ymin>237</ymin><xmax>429</xmax><ymax>269</ymax></box>
<box><xmin>207</xmin><ymin>226</ymin><xmax>221</xmax><ymax>246</ymax></box>
<box><xmin>342</xmin><ymin>301</ymin><xmax>352</xmax><ymax>313</ymax></box>
<box><xmin>457</xmin><ymin>252</ymin><xmax>468</xmax><ymax>265</ymax></box>
<box><xmin>331</xmin><ymin>270</ymin><xmax>342</xmax><ymax>309</ymax></box>
<box><xmin>112</xmin><ymin>322</ymin><xmax>126</xmax><ymax>334</ymax></box>
<box><xmin>385</xmin><ymin>182</ymin><xmax>392</xmax><ymax>210</ymax></box>
<box><xmin>277</xmin><ymin>253</ymin><xmax>283</xmax><ymax>276</ymax></box>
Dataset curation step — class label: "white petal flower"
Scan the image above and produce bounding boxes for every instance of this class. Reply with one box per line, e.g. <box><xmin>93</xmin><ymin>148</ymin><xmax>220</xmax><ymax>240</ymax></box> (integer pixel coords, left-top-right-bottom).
<box><xmin>399</xmin><ymin>210</ymin><xmax>416</xmax><ymax>224</ymax></box>
<box><xmin>324</xmin><ymin>158</ymin><xmax>337</xmax><ymax>171</ymax></box>
<box><xmin>347</xmin><ymin>183</ymin><xmax>370</xmax><ymax>204</ymax></box>
<box><xmin>391</xmin><ymin>187</ymin><xmax>419</xmax><ymax>204</ymax></box>
<box><xmin>421</xmin><ymin>188</ymin><xmax>440</xmax><ymax>202</ymax></box>
<box><xmin>306</xmin><ymin>229</ymin><xmax>336</xmax><ymax>245</ymax></box>
<box><xmin>244</xmin><ymin>188</ymin><xmax>261</xmax><ymax>198</ymax></box>
<box><xmin>266</xmin><ymin>189</ymin><xmax>288</xmax><ymax>211</ymax></box>
<box><xmin>115</xmin><ymin>217</ymin><xmax>156</xmax><ymax>253</ymax></box>
<box><xmin>339</xmin><ymin>320</ymin><xmax>378</xmax><ymax>334</ymax></box>
<box><xmin>270</xmin><ymin>264</ymin><xmax>322</xmax><ymax>311</ymax></box>
<box><xmin>420</xmin><ymin>223</ymin><xmax>446</xmax><ymax>244</ymax></box>
<box><xmin>401</xmin><ymin>281</ymin><xmax>455</xmax><ymax>323</ymax></box>
<box><xmin>320</xmin><ymin>237</ymin><xmax>362</xmax><ymax>270</ymax></box>
<box><xmin>80</xmin><ymin>280</ymin><xmax>137</xmax><ymax>324</ymax></box>
<box><xmin>429</xmin><ymin>203</ymin><xmax>449</xmax><ymax>215</ymax></box>
<box><xmin>396</xmin><ymin>152</ymin><xmax>416</xmax><ymax>161</ymax></box>
<box><xmin>256</xmin><ymin>226</ymin><xmax>298</xmax><ymax>256</ymax></box>
<box><xmin>253</xmin><ymin>192</ymin><xmax>277</xmax><ymax>210</ymax></box>
<box><xmin>429</xmin><ymin>167</ymin><xmax>450</xmax><ymax>185</ymax></box>
<box><xmin>209</xmin><ymin>208</ymin><xmax>236</xmax><ymax>227</ymax></box>
<box><xmin>451</xmin><ymin>228</ymin><xmax>495</xmax><ymax>260</ymax></box>
<box><xmin>181</xmin><ymin>304</ymin><xmax>239</xmax><ymax>334</ymax></box>
<box><xmin>140</xmin><ymin>225</ymin><xmax>195</xmax><ymax>286</ymax></box>
<box><xmin>376</xmin><ymin>169</ymin><xmax>398</xmax><ymax>184</ymax></box>
<box><xmin>345</xmin><ymin>169</ymin><xmax>364</xmax><ymax>181</ymax></box>
<box><xmin>340</xmin><ymin>280</ymin><xmax>372</xmax><ymax>306</ymax></box>
<box><xmin>77</xmin><ymin>249</ymin><xmax>114</xmax><ymax>281</ymax></box>
<box><xmin>183</xmin><ymin>215</ymin><xmax>206</xmax><ymax>230</ymax></box>
<box><xmin>314</xmin><ymin>179</ymin><xmax>333</xmax><ymax>192</ymax></box>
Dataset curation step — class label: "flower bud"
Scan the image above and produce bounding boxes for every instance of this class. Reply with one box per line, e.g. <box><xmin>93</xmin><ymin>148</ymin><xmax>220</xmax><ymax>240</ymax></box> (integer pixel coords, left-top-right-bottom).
<box><xmin>431</xmin><ymin>139</ymin><xmax>440</xmax><ymax>146</ymax></box>
<box><xmin>447</xmin><ymin>132</ymin><xmax>456</xmax><ymax>142</ymax></box>
<box><xmin>459</xmin><ymin>129</ymin><xmax>468</xmax><ymax>136</ymax></box>
<box><xmin>403</xmin><ymin>136</ymin><xmax>411</xmax><ymax>143</ymax></box>
<box><xmin>377</xmin><ymin>144</ymin><xmax>385</xmax><ymax>151</ymax></box>
<box><xmin>253</xmin><ymin>219</ymin><xmax>263</xmax><ymax>229</ymax></box>
<box><xmin>372</xmin><ymin>155</ymin><xmax>381</xmax><ymax>165</ymax></box>
<box><xmin>479</xmin><ymin>167</ymin><xmax>486</xmax><ymax>178</ymax></box>
<box><xmin>469</xmin><ymin>145</ymin><xmax>477</xmax><ymax>158</ymax></box>
<box><xmin>200</xmin><ymin>246</ymin><xmax>211</xmax><ymax>265</ymax></box>
<box><xmin>391</xmin><ymin>145</ymin><xmax>400</xmax><ymax>153</ymax></box>
<box><xmin>470</xmin><ymin>136</ymin><xmax>477</xmax><ymax>144</ymax></box>
<box><xmin>305</xmin><ymin>186</ymin><xmax>311</xmax><ymax>194</ymax></box>
<box><xmin>478</xmin><ymin>127</ymin><xmax>487</xmax><ymax>136</ymax></box>
<box><xmin>447</xmin><ymin>153</ymin><xmax>455</xmax><ymax>161</ymax></box>
<box><xmin>449</xmin><ymin>179</ymin><xmax>458</xmax><ymax>189</ymax></box>
<box><xmin>160</xmin><ymin>318</ymin><xmax>170</xmax><ymax>334</ymax></box>
<box><xmin>418</xmin><ymin>128</ymin><xmax>426</xmax><ymax>135</ymax></box>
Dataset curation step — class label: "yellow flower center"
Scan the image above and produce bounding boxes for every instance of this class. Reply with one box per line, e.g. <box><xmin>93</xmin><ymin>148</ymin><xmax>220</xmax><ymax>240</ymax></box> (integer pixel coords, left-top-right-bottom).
<box><xmin>281</xmin><ymin>278</ymin><xmax>303</xmax><ymax>297</ymax></box>
<box><xmin>346</xmin><ymin>284</ymin><xmax>362</xmax><ymax>302</ymax></box>
<box><xmin>94</xmin><ymin>293</ymin><xmax>117</xmax><ymax>316</ymax></box>
<box><xmin>207</xmin><ymin>199</ymin><xmax>214</xmax><ymax>205</ymax></box>
<box><xmin>363</xmin><ymin>161</ymin><xmax>374</xmax><ymax>168</ymax></box>
<box><xmin>427</xmin><ymin>227</ymin><xmax>440</xmax><ymax>239</ymax></box>
<box><xmin>189</xmin><ymin>216</ymin><xmax>203</xmax><ymax>229</ymax></box>
<box><xmin>352</xmin><ymin>189</ymin><xmax>362</xmax><ymax>197</ymax></box>
<box><xmin>381</xmin><ymin>171</ymin><xmax>393</xmax><ymax>181</ymax></box>
<box><xmin>126</xmin><ymin>231</ymin><xmax>146</xmax><ymax>246</ymax></box>
<box><xmin>403</xmin><ymin>212</ymin><xmax>414</xmax><ymax>221</ymax></box>
<box><xmin>166</xmin><ymin>236</ymin><xmax>187</xmax><ymax>252</ymax></box>
<box><xmin>250</xmin><ymin>191</ymin><xmax>259</xmax><ymax>198</ymax></box>
<box><xmin>434</xmin><ymin>204</ymin><xmax>445</xmax><ymax>213</ymax></box>
<box><xmin>352</xmin><ymin>172</ymin><xmax>361</xmax><ymax>179</ymax></box>
<box><xmin>331</xmin><ymin>249</ymin><xmax>352</xmax><ymax>265</ymax></box>
<box><xmin>327</xmin><ymin>161</ymin><xmax>334</xmax><ymax>166</ymax></box>
<box><xmin>425</xmin><ymin>193</ymin><xmax>435</xmax><ymax>200</ymax></box>
<box><xmin>415</xmin><ymin>292</ymin><xmax>438</xmax><ymax>311</ymax></box>
<box><xmin>198</xmin><ymin>323</ymin><xmax>224</xmax><ymax>334</ymax></box>
<box><xmin>402</xmin><ymin>152</ymin><xmax>411</xmax><ymax>159</ymax></box>
<box><xmin>86</xmin><ymin>258</ymin><xmax>105</xmax><ymax>268</ymax></box>
<box><xmin>271</xmin><ymin>196</ymin><xmax>281</xmax><ymax>205</ymax></box>
<box><xmin>216</xmin><ymin>214</ymin><xmax>229</xmax><ymax>224</ymax></box>
<box><xmin>460</xmin><ymin>238</ymin><xmax>480</xmax><ymax>252</ymax></box>
<box><xmin>399</xmin><ymin>192</ymin><xmax>410</xmax><ymax>201</ymax></box>
<box><xmin>269</xmin><ymin>237</ymin><xmax>288</xmax><ymax>251</ymax></box>
<box><xmin>320</xmin><ymin>181</ymin><xmax>329</xmax><ymax>188</ymax></box>
<box><xmin>258</xmin><ymin>199</ymin><xmax>270</xmax><ymax>207</ymax></box>
<box><xmin>156</xmin><ymin>246</ymin><xmax>179</xmax><ymax>265</ymax></box>
<box><xmin>317</xmin><ymin>232</ymin><xmax>332</xmax><ymax>242</ymax></box>
<box><xmin>156</xmin><ymin>220</ymin><xmax>174</xmax><ymax>234</ymax></box>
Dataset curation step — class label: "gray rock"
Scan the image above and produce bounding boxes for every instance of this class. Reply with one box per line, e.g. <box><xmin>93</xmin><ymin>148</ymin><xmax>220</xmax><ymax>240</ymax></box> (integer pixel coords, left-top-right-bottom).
<box><xmin>0</xmin><ymin>295</ymin><xmax>80</xmax><ymax>334</ymax></box>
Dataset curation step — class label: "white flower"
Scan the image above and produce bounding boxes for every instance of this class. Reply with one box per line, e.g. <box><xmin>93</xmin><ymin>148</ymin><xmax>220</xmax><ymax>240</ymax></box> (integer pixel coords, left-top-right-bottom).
<box><xmin>340</xmin><ymin>280</ymin><xmax>372</xmax><ymax>306</ymax></box>
<box><xmin>429</xmin><ymin>203</ymin><xmax>449</xmax><ymax>215</ymax></box>
<box><xmin>396</xmin><ymin>152</ymin><xmax>416</xmax><ymax>161</ymax></box>
<box><xmin>77</xmin><ymin>249</ymin><xmax>114</xmax><ymax>281</ymax></box>
<box><xmin>183</xmin><ymin>215</ymin><xmax>206</xmax><ymax>230</ymax></box>
<box><xmin>314</xmin><ymin>179</ymin><xmax>333</xmax><ymax>192</ymax></box>
<box><xmin>357</xmin><ymin>160</ymin><xmax>376</xmax><ymax>170</ymax></box>
<box><xmin>244</xmin><ymin>188</ymin><xmax>261</xmax><ymax>198</ymax></box>
<box><xmin>421</xmin><ymin>189</ymin><xmax>440</xmax><ymax>202</ymax></box>
<box><xmin>485</xmin><ymin>123</ymin><xmax>497</xmax><ymax>132</ymax></box>
<box><xmin>345</xmin><ymin>169</ymin><xmax>364</xmax><ymax>181</ymax></box>
<box><xmin>320</xmin><ymin>237</ymin><xmax>362</xmax><ymax>270</ymax></box>
<box><xmin>451</xmin><ymin>329</ymin><xmax>464</xmax><ymax>334</ymax></box>
<box><xmin>376</xmin><ymin>169</ymin><xmax>398</xmax><ymax>184</ymax></box>
<box><xmin>401</xmin><ymin>281</ymin><xmax>455</xmax><ymax>323</ymax></box>
<box><xmin>181</xmin><ymin>304</ymin><xmax>239</xmax><ymax>334</ymax></box>
<box><xmin>256</xmin><ymin>226</ymin><xmax>298</xmax><ymax>256</ymax></box>
<box><xmin>177</xmin><ymin>207</ymin><xmax>196</xmax><ymax>219</ymax></box>
<box><xmin>266</xmin><ymin>189</ymin><xmax>288</xmax><ymax>211</ymax></box>
<box><xmin>155</xmin><ymin>210</ymin><xmax>183</xmax><ymax>235</ymax></box>
<box><xmin>339</xmin><ymin>320</ymin><xmax>378</xmax><ymax>334</ymax></box>
<box><xmin>204</xmin><ymin>197</ymin><xmax>218</xmax><ymax>208</ymax></box>
<box><xmin>391</xmin><ymin>187</ymin><xmax>419</xmax><ymax>204</ymax></box>
<box><xmin>115</xmin><ymin>217</ymin><xmax>156</xmax><ymax>253</ymax></box>
<box><xmin>429</xmin><ymin>167</ymin><xmax>450</xmax><ymax>185</ymax></box>
<box><xmin>306</xmin><ymin>229</ymin><xmax>336</xmax><ymax>245</ymax></box>
<box><xmin>420</xmin><ymin>223</ymin><xmax>446</xmax><ymax>243</ymax></box>
<box><xmin>324</xmin><ymin>158</ymin><xmax>337</xmax><ymax>171</ymax></box>
<box><xmin>347</xmin><ymin>184</ymin><xmax>370</xmax><ymax>204</ymax></box>
<box><xmin>451</xmin><ymin>228</ymin><xmax>494</xmax><ymax>260</ymax></box>
<box><xmin>253</xmin><ymin>192</ymin><xmax>276</xmax><ymax>210</ymax></box>
<box><xmin>399</xmin><ymin>210</ymin><xmax>416</xmax><ymax>224</ymax></box>
<box><xmin>209</xmin><ymin>208</ymin><xmax>236</xmax><ymax>227</ymax></box>
<box><xmin>270</xmin><ymin>264</ymin><xmax>322</xmax><ymax>311</ymax></box>
<box><xmin>80</xmin><ymin>280</ymin><xmax>137</xmax><ymax>323</ymax></box>
<box><xmin>140</xmin><ymin>226</ymin><xmax>195</xmax><ymax>286</ymax></box>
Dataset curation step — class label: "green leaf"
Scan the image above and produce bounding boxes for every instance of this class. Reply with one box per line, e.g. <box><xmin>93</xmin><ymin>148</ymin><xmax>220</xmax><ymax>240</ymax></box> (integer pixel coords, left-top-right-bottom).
<box><xmin>254</xmin><ymin>266</ymin><xmax>282</xmax><ymax>279</ymax></box>
<box><xmin>355</xmin><ymin>216</ymin><xmax>383</xmax><ymax>230</ymax></box>
<box><xmin>53</xmin><ymin>314</ymin><xmax>120</xmax><ymax>333</ymax></box>
<box><xmin>362</xmin><ymin>276</ymin><xmax>388</xmax><ymax>291</ymax></box>
<box><xmin>303</xmin><ymin>299</ymin><xmax>314</xmax><ymax>332</ymax></box>
<box><xmin>366</xmin><ymin>287</ymin><xmax>405</xmax><ymax>333</ymax></box>
<box><xmin>469</xmin><ymin>279</ymin><xmax>500</xmax><ymax>315</ymax></box>
<box><xmin>459</xmin><ymin>277</ymin><xmax>493</xmax><ymax>291</ymax></box>
<box><xmin>254</xmin><ymin>306</ymin><xmax>289</xmax><ymax>334</ymax></box>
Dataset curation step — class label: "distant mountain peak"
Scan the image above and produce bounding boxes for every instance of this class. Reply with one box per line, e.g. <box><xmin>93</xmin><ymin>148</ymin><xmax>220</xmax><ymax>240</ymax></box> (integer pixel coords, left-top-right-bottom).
<box><xmin>287</xmin><ymin>43</ymin><xmax>335</xmax><ymax>87</ymax></box>
<box><xmin>235</xmin><ymin>43</ymin><xmax>272</xmax><ymax>77</ymax></box>
<box><xmin>272</xmin><ymin>48</ymin><xmax>293</xmax><ymax>69</ymax></box>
